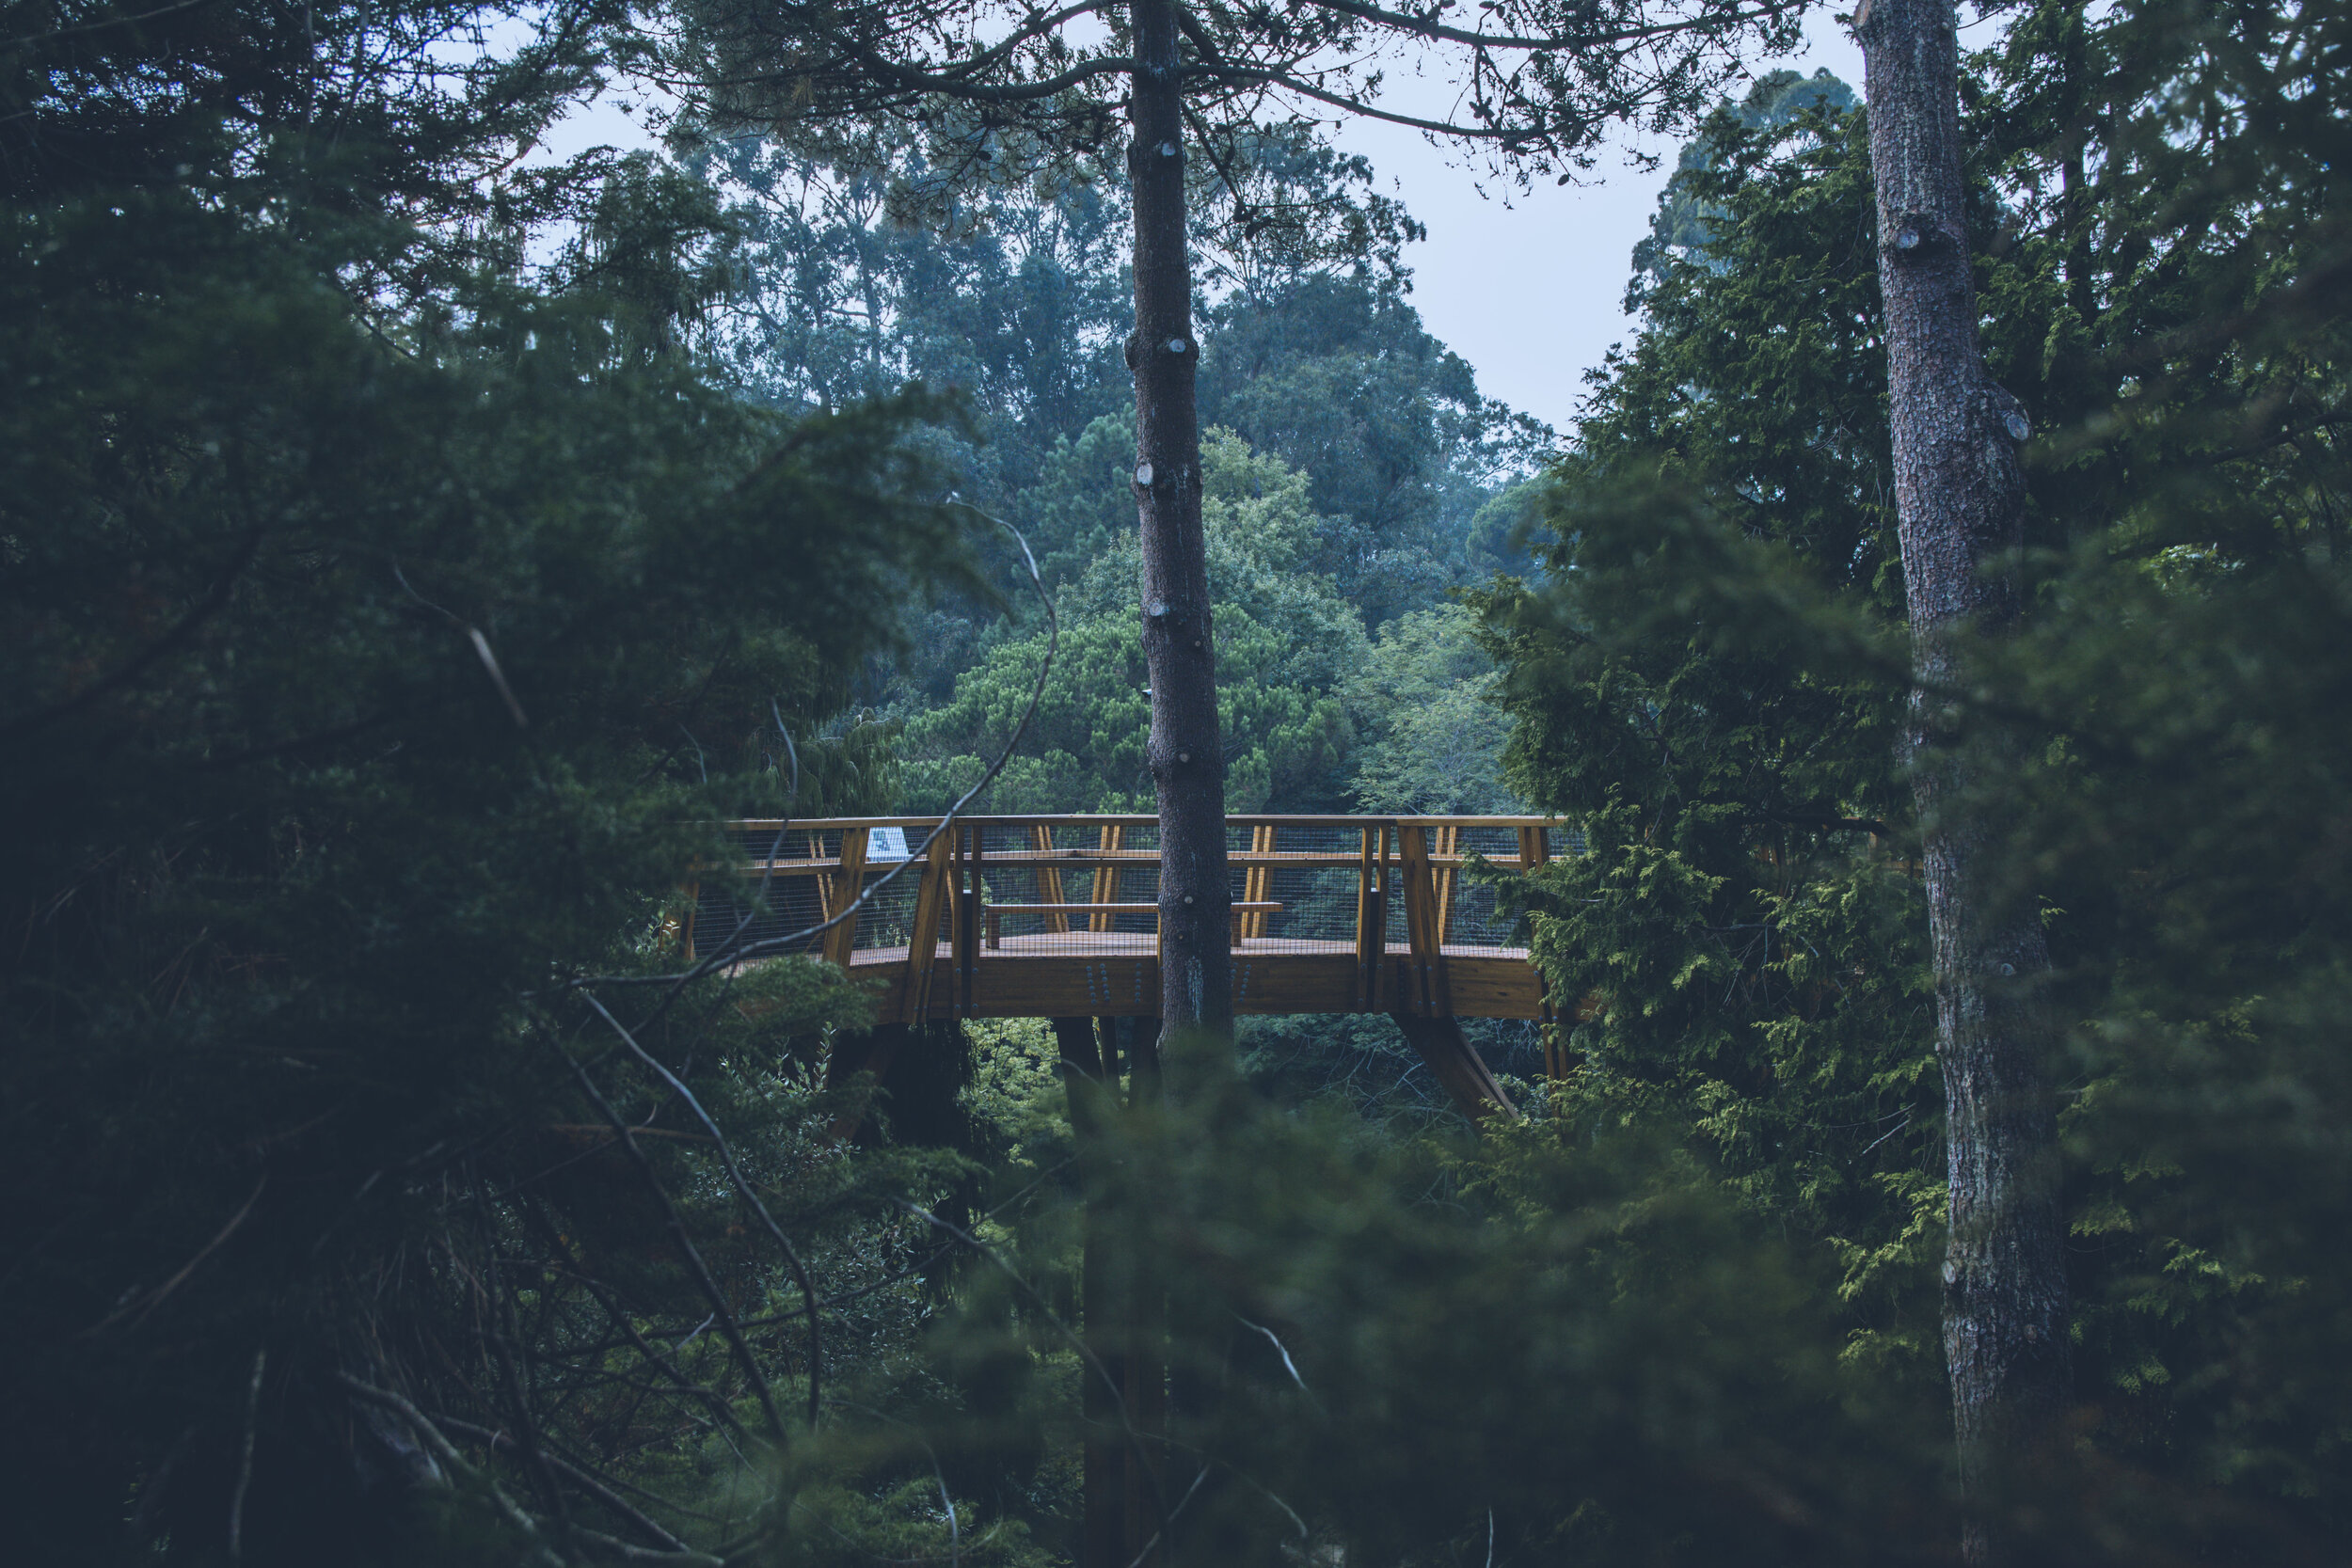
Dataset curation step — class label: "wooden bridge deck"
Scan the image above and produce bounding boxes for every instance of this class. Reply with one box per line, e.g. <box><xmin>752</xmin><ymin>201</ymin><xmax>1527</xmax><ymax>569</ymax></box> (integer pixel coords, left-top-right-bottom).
<box><xmin>690</xmin><ymin>815</ymin><xmax>1564</xmax><ymax>1027</ymax></box>
<box><xmin>840</xmin><ymin>935</ymin><xmax>1543</xmax><ymax>1021</ymax></box>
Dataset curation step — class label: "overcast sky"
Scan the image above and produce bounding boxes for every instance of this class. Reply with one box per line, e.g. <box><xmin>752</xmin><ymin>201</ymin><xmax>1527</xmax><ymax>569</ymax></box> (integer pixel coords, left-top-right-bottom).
<box><xmin>544</xmin><ymin>16</ymin><xmax>1867</xmax><ymax>439</ymax></box>
<box><xmin>1327</xmin><ymin>15</ymin><xmax>1867</xmax><ymax>435</ymax></box>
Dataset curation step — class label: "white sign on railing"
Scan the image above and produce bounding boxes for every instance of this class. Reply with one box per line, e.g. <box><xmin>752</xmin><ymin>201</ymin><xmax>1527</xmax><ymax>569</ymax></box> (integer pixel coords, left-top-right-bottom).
<box><xmin>866</xmin><ymin>827</ymin><xmax>912</xmax><ymax>862</ymax></box>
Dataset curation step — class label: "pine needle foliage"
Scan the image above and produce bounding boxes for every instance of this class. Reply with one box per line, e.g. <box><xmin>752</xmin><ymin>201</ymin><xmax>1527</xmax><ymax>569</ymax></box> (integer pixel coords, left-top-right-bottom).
<box><xmin>1480</xmin><ymin>0</ymin><xmax>2352</xmax><ymax>1551</ymax></box>
<box><xmin>1</xmin><ymin>0</ymin><xmax>980</xmax><ymax>1555</ymax></box>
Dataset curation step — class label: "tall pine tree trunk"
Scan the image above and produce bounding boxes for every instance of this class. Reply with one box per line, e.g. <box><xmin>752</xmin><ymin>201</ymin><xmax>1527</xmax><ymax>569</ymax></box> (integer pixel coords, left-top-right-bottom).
<box><xmin>1128</xmin><ymin>0</ymin><xmax>1231</xmax><ymax>1042</ymax></box>
<box><xmin>1855</xmin><ymin>2</ymin><xmax>2070</xmax><ymax>1556</ymax></box>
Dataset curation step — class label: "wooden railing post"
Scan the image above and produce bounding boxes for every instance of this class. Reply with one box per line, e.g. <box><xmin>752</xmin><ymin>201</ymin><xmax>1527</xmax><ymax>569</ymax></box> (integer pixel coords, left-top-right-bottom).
<box><xmin>1517</xmin><ymin>824</ymin><xmax>1550</xmax><ymax>874</ymax></box>
<box><xmin>956</xmin><ymin>824</ymin><xmax>980</xmax><ymax>1017</ymax></box>
<box><xmin>1354</xmin><ymin>823</ymin><xmax>1388</xmax><ymax>1012</ymax></box>
<box><xmin>1241</xmin><ymin>823</ymin><xmax>1274</xmax><ymax>942</ymax></box>
<box><xmin>1090</xmin><ymin>825</ymin><xmax>1124</xmax><ymax>933</ymax></box>
<box><xmin>1435</xmin><ymin>823</ymin><xmax>1459</xmax><ymax>947</ymax></box>
<box><xmin>1035</xmin><ymin>821</ymin><xmax>1070</xmax><ymax>935</ymax></box>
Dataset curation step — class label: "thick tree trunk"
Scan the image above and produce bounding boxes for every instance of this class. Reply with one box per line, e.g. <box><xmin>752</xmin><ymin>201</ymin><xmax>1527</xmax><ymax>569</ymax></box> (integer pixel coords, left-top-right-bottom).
<box><xmin>1855</xmin><ymin>3</ymin><xmax>2071</xmax><ymax>1558</ymax></box>
<box><xmin>1128</xmin><ymin>0</ymin><xmax>1230</xmax><ymax>1042</ymax></box>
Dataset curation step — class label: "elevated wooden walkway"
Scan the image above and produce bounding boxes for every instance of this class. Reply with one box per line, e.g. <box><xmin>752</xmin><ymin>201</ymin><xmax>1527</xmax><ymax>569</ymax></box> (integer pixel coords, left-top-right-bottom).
<box><xmin>689</xmin><ymin>815</ymin><xmax>1563</xmax><ymax>1027</ymax></box>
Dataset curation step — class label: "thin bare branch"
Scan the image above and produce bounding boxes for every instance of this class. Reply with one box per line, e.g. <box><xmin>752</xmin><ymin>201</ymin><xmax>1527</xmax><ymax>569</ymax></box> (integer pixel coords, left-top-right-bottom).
<box><xmin>550</xmin><ymin>1038</ymin><xmax>792</xmax><ymax>1445</ymax></box>
<box><xmin>572</xmin><ymin>514</ymin><xmax>1059</xmax><ymax>991</ymax></box>
<box><xmin>333</xmin><ymin>1372</ymin><xmax>561</xmax><ymax>1561</ymax></box>
<box><xmin>228</xmin><ymin>1348</ymin><xmax>265</xmax><ymax>1563</ymax></box>
<box><xmin>432</xmin><ymin>1415</ymin><xmax>709</xmax><ymax>1559</ymax></box>
<box><xmin>85</xmin><ymin>1172</ymin><xmax>267</xmax><ymax>1334</ymax></box>
<box><xmin>579</xmin><ymin>990</ymin><xmax>828</xmax><ymax>1433</ymax></box>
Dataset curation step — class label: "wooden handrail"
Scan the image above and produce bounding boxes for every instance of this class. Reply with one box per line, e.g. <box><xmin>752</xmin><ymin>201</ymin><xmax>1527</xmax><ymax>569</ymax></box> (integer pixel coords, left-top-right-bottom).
<box><xmin>983</xmin><ymin>901</ymin><xmax>1283</xmax><ymax>949</ymax></box>
<box><xmin>726</xmin><ymin>848</ymin><xmax>1544</xmax><ymax>876</ymax></box>
<box><xmin>723</xmin><ymin>813</ymin><xmax>1565</xmax><ymax>832</ymax></box>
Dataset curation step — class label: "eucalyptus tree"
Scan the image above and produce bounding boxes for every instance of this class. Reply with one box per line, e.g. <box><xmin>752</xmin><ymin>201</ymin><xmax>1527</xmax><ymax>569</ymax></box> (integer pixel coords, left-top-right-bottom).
<box><xmin>661</xmin><ymin>0</ymin><xmax>1810</xmax><ymax>1044</ymax></box>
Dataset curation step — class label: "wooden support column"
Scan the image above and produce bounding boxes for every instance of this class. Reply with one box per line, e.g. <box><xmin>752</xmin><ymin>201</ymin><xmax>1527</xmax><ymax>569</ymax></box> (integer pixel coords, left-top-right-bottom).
<box><xmin>1123</xmin><ymin>1332</ymin><xmax>1166</xmax><ymax>1568</ymax></box>
<box><xmin>824</xmin><ymin>1022</ymin><xmax>913</xmax><ymax>1146</ymax></box>
<box><xmin>1397</xmin><ymin>824</ymin><xmax>1449</xmax><ymax>1018</ymax></box>
<box><xmin>899</xmin><ymin>832</ymin><xmax>954</xmax><ymax>1025</ymax></box>
<box><xmin>1120</xmin><ymin>1016</ymin><xmax>1164</xmax><ymax>1568</ymax></box>
<box><xmin>1391</xmin><ymin>1012</ymin><xmax>1520</xmax><ymax>1125</ymax></box>
<box><xmin>821</xmin><ymin>826</ymin><xmax>869</xmax><ymax>970</ymax></box>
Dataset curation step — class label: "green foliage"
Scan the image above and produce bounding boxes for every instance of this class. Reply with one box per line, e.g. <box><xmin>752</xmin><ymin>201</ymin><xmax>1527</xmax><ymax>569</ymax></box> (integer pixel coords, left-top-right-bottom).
<box><xmin>1198</xmin><ymin>270</ymin><xmax>1554</xmax><ymax>621</ymax></box>
<box><xmin>925</xmin><ymin>1054</ymin><xmax>1956</xmax><ymax>1566</ymax></box>
<box><xmin>15</xmin><ymin>0</ymin><xmax>2350</xmax><ymax>1560</ymax></box>
<box><xmin>1629</xmin><ymin>68</ymin><xmax>1859</xmax><ymax>303</ymax></box>
<box><xmin>1477</xmin><ymin>77</ymin><xmax>1940</xmax><ymax>1368</ymax></box>
<box><xmin>898</xmin><ymin>429</ymin><xmax>1366</xmax><ymax>814</ymax></box>
<box><xmin>683</xmin><ymin>132</ymin><xmax>1551</xmax><ymax>718</ymax></box>
<box><xmin>1484</xmin><ymin>0</ymin><xmax>2352</xmax><ymax>1545</ymax></box>
<box><xmin>691</xmin><ymin>130</ymin><xmax>1136</xmax><ymax>501</ymax></box>
<box><xmin>1347</xmin><ymin>603</ymin><xmax>1521</xmax><ymax>814</ymax></box>
<box><xmin>0</xmin><ymin>0</ymin><xmax>987</xmax><ymax>1551</ymax></box>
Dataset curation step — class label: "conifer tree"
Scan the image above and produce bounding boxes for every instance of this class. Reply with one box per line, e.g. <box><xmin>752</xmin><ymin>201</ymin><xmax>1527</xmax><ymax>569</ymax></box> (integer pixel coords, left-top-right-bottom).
<box><xmin>1487</xmin><ymin>0</ymin><xmax>2349</xmax><ymax>1552</ymax></box>
<box><xmin>0</xmin><ymin>2</ymin><xmax>977</xmax><ymax>1552</ymax></box>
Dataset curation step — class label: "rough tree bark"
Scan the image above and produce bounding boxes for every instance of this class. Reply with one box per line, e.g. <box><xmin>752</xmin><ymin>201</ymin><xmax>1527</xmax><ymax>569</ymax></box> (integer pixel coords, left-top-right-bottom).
<box><xmin>1127</xmin><ymin>0</ymin><xmax>1231</xmax><ymax>1044</ymax></box>
<box><xmin>1854</xmin><ymin>1</ymin><xmax>2071</xmax><ymax>1557</ymax></box>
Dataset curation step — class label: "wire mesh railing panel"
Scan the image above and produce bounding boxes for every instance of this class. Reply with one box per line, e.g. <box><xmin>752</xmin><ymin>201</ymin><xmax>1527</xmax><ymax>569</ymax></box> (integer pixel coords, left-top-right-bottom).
<box><xmin>1439</xmin><ymin>874</ymin><xmax>1529</xmax><ymax>953</ymax></box>
<box><xmin>692</xmin><ymin>824</ymin><xmax>941</xmax><ymax>960</ymax></box>
<box><xmin>1235</xmin><ymin>824</ymin><xmax>1366</xmax><ymax>951</ymax></box>
<box><xmin>1440</xmin><ymin>824</ymin><xmax>1541</xmax><ymax>953</ymax></box>
<box><xmin>974</xmin><ymin>819</ymin><xmax>1162</xmax><ymax>954</ymax></box>
<box><xmin>846</xmin><ymin>860</ymin><xmax>930</xmax><ymax>955</ymax></box>
<box><xmin>693</xmin><ymin>867</ymin><xmax>827</xmax><ymax>960</ymax></box>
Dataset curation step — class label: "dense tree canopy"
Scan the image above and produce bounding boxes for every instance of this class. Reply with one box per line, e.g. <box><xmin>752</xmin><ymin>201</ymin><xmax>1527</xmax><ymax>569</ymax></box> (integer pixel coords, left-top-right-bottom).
<box><xmin>7</xmin><ymin>0</ymin><xmax>2349</xmax><ymax>1562</ymax></box>
<box><xmin>1483</xmin><ymin>0</ymin><xmax>2352</xmax><ymax>1547</ymax></box>
<box><xmin>2</xmin><ymin>0</ymin><xmax>982</xmax><ymax>1553</ymax></box>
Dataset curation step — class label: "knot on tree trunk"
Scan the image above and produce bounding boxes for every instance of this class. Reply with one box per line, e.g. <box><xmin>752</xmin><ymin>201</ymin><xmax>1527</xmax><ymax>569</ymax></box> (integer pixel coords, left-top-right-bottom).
<box><xmin>1886</xmin><ymin>211</ymin><xmax>1956</xmax><ymax>261</ymax></box>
